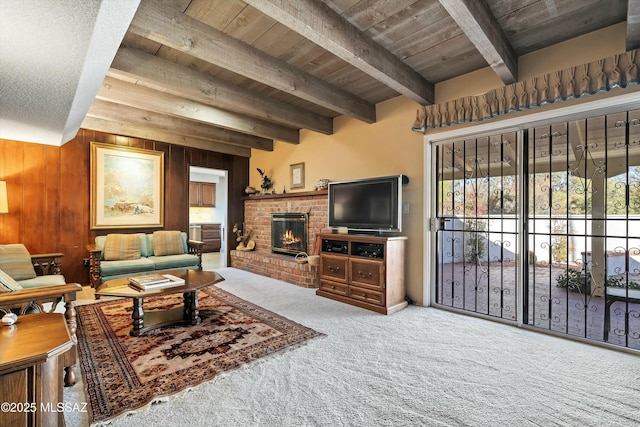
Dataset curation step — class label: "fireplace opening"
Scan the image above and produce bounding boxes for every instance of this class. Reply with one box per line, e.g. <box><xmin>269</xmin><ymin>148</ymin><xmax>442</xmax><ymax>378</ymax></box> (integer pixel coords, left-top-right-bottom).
<box><xmin>272</xmin><ymin>213</ymin><xmax>308</xmax><ymax>256</ymax></box>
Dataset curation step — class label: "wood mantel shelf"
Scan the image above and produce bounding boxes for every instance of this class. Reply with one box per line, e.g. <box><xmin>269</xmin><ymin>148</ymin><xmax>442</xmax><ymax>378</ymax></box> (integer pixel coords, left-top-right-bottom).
<box><xmin>242</xmin><ymin>190</ymin><xmax>327</xmax><ymax>200</ymax></box>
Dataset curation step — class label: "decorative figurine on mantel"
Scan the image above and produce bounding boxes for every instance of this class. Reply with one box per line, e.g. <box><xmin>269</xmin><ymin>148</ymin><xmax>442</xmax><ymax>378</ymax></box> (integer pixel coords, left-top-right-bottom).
<box><xmin>314</xmin><ymin>179</ymin><xmax>329</xmax><ymax>191</ymax></box>
<box><xmin>233</xmin><ymin>223</ymin><xmax>255</xmax><ymax>251</ymax></box>
<box><xmin>257</xmin><ymin>168</ymin><xmax>273</xmax><ymax>194</ymax></box>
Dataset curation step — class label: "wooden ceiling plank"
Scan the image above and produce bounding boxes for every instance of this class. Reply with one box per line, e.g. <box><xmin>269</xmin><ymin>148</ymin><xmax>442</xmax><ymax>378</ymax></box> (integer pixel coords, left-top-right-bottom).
<box><xmin>81</xmin><ymin>116</ymin><xmax>251</xmax><ymax>157</ymax></box>
<box><xmin>184</xmin><ymin>0</ymin><xmax>246</xmax><ymax>31</ymax></box>
<box><xmin>339</xmin><ymin>0</ymin><xmax>418</xmax><ymax>31</ymax></box>
<box><xmin>129</xmin><ymin>0</ymin><xmax>376</xmax><ymax>123</ymax></box>
<box><xmin>97</xmin><ymin>76</ymin><xmax>300</xmax><ymax>144</ymax></box>
<box><xmin>87</xmin><ymin>99</ymin><xmax>274</xmax><ymax>151</ymax></box>
<box><xmin>405</xmin><ymin>35</ymin><xmax>485</xmax><ymax>82</ymax></box>
<box><xmin>439</xmin><ymin>0</ymin><xmax>517</xmax><ymax>84</ymax></box>
<box><xmin>493</xmin><ymin>0</ymin><xmax>623</xmax><ymax>55</ymax></box>
<box><xmin>110</xmin><ymin>47</ymin><xmax>333</xmax><ymax>135</ymax></box>
<box><xmin>628</xmin><ymin>0</ymin><xmax>640</xmax><ymax>50</ymax></box>
<box><xmin>244</xmin><ymin>0</ymin><xmax>435</xmax><ymax>105</ymax></box>
<box><xmin>367</xmin><ymin>1</ymin><xmax>450</xmax><ymax>48</ymax></box>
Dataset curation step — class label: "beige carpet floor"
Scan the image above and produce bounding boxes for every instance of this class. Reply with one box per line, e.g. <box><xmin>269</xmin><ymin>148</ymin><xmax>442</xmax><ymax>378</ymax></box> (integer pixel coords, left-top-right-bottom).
<box><xmin>65</xmin><ymin>267</ymin><xmax>640</xmax><ymax>426</ymax></box>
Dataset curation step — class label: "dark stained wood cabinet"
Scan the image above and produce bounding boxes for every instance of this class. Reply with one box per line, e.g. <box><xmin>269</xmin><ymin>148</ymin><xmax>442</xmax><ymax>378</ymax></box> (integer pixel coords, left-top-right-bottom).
<box><xmin>201</xmin><ymin>223</ymin><xmax>221</xmax><ymax>252</ymax></box>
<box><xmin>317</xmin><ymin>234</ymin><xmax>408</xmax><ymax>314</ymax></box>
<box><xmin>190</xmin><ymin>182</ymin><xmax>216</xmax><ymax>207</ymax></box>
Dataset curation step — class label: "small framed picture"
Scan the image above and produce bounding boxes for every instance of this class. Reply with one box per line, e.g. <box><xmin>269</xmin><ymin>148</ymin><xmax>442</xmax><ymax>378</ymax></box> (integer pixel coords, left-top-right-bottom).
<box><xmin>290</xmin><ymin>162</ymin><xmax>305</xmax><ymax>189</ymax></box>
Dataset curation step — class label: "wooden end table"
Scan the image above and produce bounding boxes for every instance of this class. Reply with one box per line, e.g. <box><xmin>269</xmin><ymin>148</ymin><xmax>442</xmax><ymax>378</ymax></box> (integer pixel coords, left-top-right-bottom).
<box><xmin>94</xmin><ymin>270</ymin><xmax>224</xmax><ymax>336</ymax></box>
<box><xmin>0</xmin><ymin>313</ymin><xmax>74</xmax><ymax>427</ymax></box>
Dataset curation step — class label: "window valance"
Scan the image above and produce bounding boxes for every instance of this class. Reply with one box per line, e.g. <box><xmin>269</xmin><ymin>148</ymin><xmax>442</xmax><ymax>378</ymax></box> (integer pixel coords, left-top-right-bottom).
<box><xmin>411</xmin><ymin>50</ymin><xmax>639</xmax><ymax>133</ymax></box>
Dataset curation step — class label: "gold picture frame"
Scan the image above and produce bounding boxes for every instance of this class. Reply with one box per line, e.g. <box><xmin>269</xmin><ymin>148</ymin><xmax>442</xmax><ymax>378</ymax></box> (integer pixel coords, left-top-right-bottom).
<box><xmin>290</xmin><ymin>162</ymin><xmax>305</xmax><ymax>189</ymax></box>
<box><xmin>90</xmin><ymin>142</ymin><xmax>164</xmax><ymax>229</ymax></box>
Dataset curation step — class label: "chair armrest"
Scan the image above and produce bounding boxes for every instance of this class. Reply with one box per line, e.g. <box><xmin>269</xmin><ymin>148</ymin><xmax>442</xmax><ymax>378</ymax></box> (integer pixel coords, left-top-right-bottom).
<box><xmin>0</xmin><ymin>283</ymin><xmax>82</xmax><ymax>333</ymax></box>
<box><xmin>187</xmin><ymin>240</ymin><xmax>204</xmax><ymax>270</ymax></box>
<box><xmin>0</xmin><ymin>283</ymin><xmax>81</xmax><ymax>307</ymax></box>
<box><xmin>87</xmin><ymin>244</ymin><xmax>102</xmax><ymax>288</ymax></box>
<box><xmin>31</xmin><ymin>252</ymin><xmax>64</xmax><ymax>276</ymax></box>
<box><xmin>86</xmin><ymin>244</ymin><xmax>101</xmax><ymax>257</ymax></box>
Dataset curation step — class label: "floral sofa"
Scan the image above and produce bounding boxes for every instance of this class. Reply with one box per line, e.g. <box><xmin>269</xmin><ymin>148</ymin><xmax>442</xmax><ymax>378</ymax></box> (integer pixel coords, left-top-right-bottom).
<box><xmin>87</xmin><ymin>230</ymin><xmax>203</xmax><ymax>290</ymax></box>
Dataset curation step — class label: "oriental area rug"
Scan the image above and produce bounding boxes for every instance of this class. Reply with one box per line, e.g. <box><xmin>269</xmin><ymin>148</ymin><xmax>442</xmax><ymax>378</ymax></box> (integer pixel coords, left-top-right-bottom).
<box><xmin>75</xmin><ymin>286</ymin><xmax>324</xmax><ymax>424</ymax></box>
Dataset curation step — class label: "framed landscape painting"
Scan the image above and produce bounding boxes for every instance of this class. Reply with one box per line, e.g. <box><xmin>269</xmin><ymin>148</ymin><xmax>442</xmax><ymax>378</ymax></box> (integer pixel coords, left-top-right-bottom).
<box><xmin>90</xmin><ymin>142</ymin><xmax>164</xmax><ymax>229</ymax></box>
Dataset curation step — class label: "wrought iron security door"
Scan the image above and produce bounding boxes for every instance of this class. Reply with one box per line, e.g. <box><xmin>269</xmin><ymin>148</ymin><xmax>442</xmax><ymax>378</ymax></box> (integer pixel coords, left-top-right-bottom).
<box><xmin>527</xmin><ymin>112</ymin><xmax>640</xmax><ymax>349</ymax></box>
<box><xmin>435</xmin><ymin>132</ymin><xmax>519</xmax><ymax>321</ymax></box>
<box><xmin>434</xmin><ymin>110</ymin><xmax>640</xmax><ymax>350</ymax></box>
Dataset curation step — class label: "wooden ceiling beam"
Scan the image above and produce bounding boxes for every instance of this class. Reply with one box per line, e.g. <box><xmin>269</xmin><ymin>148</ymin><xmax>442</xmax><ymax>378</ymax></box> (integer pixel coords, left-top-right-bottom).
<box><xmin>110</xmin><ymin>47</ymin><xmax>333</xmax><ymax>135</ymax></box>
<box><xmin>128</xmin><ymin>0</ymin><xmax>376</xmax><ymax>123</ymax></box>
<box><xmin>97</xmin><ymin>76</ymin><xmax>300</xmax><ymax>144</ymax></box>
<box><xmin>87</xmin><ymin>99</ymin><xmax>274</xmax><ymax>151</ymax></box>
<box><xmin>627</xmin><ymin>0</ymin><xmax>640</xmax><ymax>50</ymax></box>
<box><xmin>244</xmin><ymin>0</ymin><xmax>435</xmax><ymax>106</ymax></box>
<box><xmin>439</xmin><ymin>0</ymin><xmax>517</xmax><ymax>84</ymax></box>
<box><xmin>81</xmin><ymin>117</ymin><xmax>251</xmax><ymax>157</ymax></box>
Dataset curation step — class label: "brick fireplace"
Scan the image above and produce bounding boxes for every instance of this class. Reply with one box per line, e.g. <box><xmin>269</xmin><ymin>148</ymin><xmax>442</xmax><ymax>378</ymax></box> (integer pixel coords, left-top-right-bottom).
<box><xmin>230</xmin><ymin>190</ymin><xmax>328</xmax><ymax>288</ymax></box>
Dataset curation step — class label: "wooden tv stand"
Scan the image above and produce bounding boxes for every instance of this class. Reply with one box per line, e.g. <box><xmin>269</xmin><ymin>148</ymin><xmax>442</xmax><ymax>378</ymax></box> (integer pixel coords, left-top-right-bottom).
<box><xmin>316</xmin><ymin>233</ymin><xmax>407</xmax><ymax>314</ymax></box>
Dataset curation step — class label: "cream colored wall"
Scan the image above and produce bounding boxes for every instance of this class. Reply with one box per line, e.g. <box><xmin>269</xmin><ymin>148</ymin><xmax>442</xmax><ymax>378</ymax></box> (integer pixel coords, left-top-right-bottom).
<box><xmin>250</xmin><ymin>96</ymin><xmax>425</xmax><ymax>304</ymax></box>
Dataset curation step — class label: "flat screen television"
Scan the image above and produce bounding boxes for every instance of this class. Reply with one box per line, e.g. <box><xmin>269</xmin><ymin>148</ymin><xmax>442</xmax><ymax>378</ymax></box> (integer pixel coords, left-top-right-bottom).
<box><xmin>328</xmin><ymin>175</ymin><xmax>404</xmax><ymax>234</ymax></box>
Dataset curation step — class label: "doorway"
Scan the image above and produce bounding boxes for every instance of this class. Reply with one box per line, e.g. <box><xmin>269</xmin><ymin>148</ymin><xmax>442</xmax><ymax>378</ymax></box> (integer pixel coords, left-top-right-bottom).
<box><xmin>189</xmin><ymin>166</ymin><xmax>228</xmax><ymax>270</ymax></box>
<box><xmin>433</xmin><ymin>109</ymin><xmax>640</xmax><ymax>351</ymax></box>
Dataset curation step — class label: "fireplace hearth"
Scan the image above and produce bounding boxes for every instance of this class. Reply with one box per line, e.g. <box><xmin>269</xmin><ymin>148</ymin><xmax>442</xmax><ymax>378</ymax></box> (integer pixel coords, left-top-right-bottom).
<box><xmin>272</xmin><ymin>213</ymin><xmax>308</xmax><ymax>255</ymax></box>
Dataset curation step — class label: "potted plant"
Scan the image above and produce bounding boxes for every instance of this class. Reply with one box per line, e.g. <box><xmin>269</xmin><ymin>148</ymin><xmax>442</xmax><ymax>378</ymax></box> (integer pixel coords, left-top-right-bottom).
<box><xmin>556</xmin><ymin>267</ymin><xmax>591</xmax><ymax>294</ymax></box>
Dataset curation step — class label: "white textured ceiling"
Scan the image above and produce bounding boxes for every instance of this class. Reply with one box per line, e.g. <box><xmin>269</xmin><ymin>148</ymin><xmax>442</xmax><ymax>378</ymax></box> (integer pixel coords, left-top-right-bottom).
<box><xmin>0</xmin><ymin>0</ymin><xmax>139</xmax><ymax>146</ymax></box>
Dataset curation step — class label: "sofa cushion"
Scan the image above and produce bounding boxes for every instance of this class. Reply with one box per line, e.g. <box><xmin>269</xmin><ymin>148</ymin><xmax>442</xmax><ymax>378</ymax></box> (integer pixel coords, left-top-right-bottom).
<box><xmin>152</xmin><ymin>231</ymin><xmax>185</xmax><ymax>256</ymax></box>
<box><xmin>96</xmin><ymin>234</ymin><xmax>149</xmax><ymax>259</ymax></box>
<box><xmin>100</xmin><ymin>258</ymin><xmax>156</xmax><ymax>277</ymax></box>
<box><xmin>148</xmin><ymin>254</ymin><xmax>200</xmax><ymax>270</ymax></box>
<box><xmin>103</xmin><ymin>234</ymin><xmax>142</xmax><ymax>261</ymax></box>
<box><xmin>0</xmin><ymin>244</ymin><xmax>37</xmax><ymax>280</ymax></box>
<box><xmin>0</xmin><ymin>268</ymin><xmax>23</xmax><ymax>292</ymax></box>
<box><xmin>140</xmin><ymin>234</ymin><xmax>153</xmax><ymax>257</ymax></box>
<box><xmin>17</xmin><ymin>274</ymin><xmax>66</xmax><ymax>289</ymax></box>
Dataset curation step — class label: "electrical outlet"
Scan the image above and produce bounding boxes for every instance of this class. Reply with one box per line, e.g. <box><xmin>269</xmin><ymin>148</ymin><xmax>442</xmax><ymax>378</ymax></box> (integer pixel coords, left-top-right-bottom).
<box><xmin>402</xmin><ymin>202</ymin><xmax>410</xmax><ymax>214</ymax></box>
<box><xmin>82</xmin><ymin>258</ymin><xmax>90</xmax><ymax>267</ymax></box>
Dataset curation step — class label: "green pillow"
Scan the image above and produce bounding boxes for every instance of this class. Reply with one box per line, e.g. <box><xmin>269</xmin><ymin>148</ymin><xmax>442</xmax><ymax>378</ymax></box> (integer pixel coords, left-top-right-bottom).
<box><xmin>152</xmin><ymin>231</ymin><xmax>185</xmax><ymax>256</ymax></box>
<box><xmin>0</xmin><ymin>244</ymin><xmax>36</xmax><ymax>280</ymax></box>
<box><xmin>0</xmin><ymin>268</ymin><xmax>23</xmax><ymax>292</ymax></box>
<box><xmin>103</xmin><ymin>234</ymin><xmax>141</xmax><ymax>261</ymax></box>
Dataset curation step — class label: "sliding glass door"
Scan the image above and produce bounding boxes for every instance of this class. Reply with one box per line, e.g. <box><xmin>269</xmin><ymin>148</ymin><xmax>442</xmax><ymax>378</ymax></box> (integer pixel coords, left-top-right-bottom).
<box><xmin>435</xmin><ymin>132</ymin><xmax>519</xmax><ymax>321</ymax></box>
<box><xmin>433</xmin><ymin>110</ymin><xmax>640</xmax><ymax>350</ymax></box>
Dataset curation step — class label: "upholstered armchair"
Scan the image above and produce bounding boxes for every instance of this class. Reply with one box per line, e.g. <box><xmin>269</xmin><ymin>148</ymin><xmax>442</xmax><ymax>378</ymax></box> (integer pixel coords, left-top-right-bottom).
<box><xmin>0</xmin><ymin>244</ymin><xmax>82</xmax><ymax>386</ymax></box>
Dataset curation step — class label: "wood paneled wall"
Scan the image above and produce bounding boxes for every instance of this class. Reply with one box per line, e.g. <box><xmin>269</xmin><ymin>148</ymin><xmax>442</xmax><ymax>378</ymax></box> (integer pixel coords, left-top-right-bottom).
<box><xmin>0</xmin><ymin>129</ymin><xmax>249</xmax><ymax>285</ymax></box>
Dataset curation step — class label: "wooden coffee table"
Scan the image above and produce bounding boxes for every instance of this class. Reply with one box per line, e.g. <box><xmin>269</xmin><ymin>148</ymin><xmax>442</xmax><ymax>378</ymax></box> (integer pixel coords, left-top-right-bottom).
<box><xmin>95</xmin><ymin>270</ymin><xmax>224</xmax><ymax>336</ymax></box>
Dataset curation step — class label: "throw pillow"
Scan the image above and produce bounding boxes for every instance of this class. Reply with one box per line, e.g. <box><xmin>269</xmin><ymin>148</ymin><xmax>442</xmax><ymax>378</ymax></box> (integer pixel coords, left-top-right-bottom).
<box><xmin>103</xmin><ymin>234</ymin><xmax>142</xmax><ymax>261</ymax></box>
<box><xmin>152</xmin><ymin>231</ymin><xmax>185</xmax><ymax>256</ymax></box>
<box><xmin>0</xmin><ymin>268</ymin><xmax>23</xmax><ymax>292</ymax></box>
<box><xmin>0</xmin><ymin>244</ymin><xmax>37</xmax><ymax>280</ymax></box>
